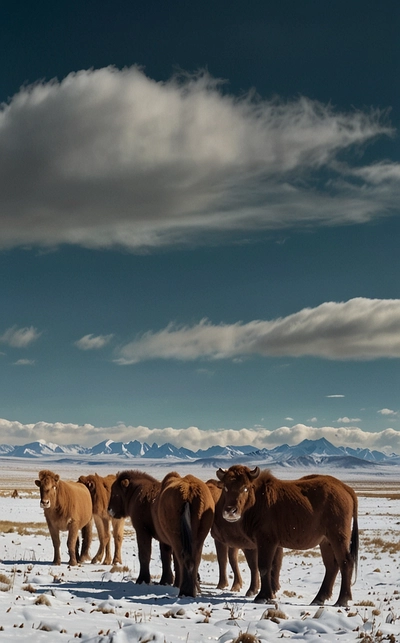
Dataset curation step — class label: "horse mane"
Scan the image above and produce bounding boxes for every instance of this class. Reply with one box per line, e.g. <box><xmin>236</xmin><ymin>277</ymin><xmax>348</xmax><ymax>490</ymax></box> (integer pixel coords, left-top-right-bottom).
<box><xmin>258</xmin><ymin>469</ymin><xmax>276</xmax><ymax>483</ymax></box>
<box><xmin>117</xmin><ymin>469</ymin><xmax>159</xmax><ymax>484</ymax></box>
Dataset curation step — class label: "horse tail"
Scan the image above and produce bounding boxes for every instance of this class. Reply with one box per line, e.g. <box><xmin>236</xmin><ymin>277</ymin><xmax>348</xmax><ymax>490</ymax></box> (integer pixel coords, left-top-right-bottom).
<box><xmin>350</xmin><ymin>495</ymin><xmax>359</xmax><ymax>584</ymax></box>
<box><xmin>180</xmin><ymin>501</ymin><xmax>193</xmax><ymax>571</ymax></box>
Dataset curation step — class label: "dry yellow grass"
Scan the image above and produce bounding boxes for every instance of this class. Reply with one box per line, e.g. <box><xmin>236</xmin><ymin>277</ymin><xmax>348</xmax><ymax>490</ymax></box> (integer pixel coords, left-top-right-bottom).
<box><xmin>0</xmin><ymin>520</ymin><xmax>47</xmax><ymax>536</ymax></box>
<box><xmin>361</xmin><ymin>535</ymin><xmax>400</xmax><ymax>555</ymax></box>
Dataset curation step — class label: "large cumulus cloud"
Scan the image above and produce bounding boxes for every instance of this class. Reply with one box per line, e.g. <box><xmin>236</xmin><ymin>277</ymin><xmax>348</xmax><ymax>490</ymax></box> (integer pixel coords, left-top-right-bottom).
<box><xmin>0</xmin><ymin>66</ymin><xmax>397</xmax><ymax>251</ymax></box>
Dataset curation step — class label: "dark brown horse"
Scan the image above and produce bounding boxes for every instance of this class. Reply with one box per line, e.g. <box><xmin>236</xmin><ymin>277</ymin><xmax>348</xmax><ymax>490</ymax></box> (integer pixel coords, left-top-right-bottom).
<box><xmin>206</xmin><ymin>478</ymin><xmax>283</xmax><ymax>597</ymax></box>
<box><xmin>216</xmin><ymin>465</ymin><xmax>358</xmax><ymax>606</ymax></box>
<box><xmin>107</xmin><ymin>470</ymin><xmax>173</xmax><ymax>585</ymax></box>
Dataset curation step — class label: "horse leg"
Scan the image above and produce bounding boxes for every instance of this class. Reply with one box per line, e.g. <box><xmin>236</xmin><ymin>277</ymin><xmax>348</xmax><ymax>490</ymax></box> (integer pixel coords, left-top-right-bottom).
<box><xmin>47</xmin><ymin>522</ymin><xmax>61</xmax><ymax>565</ymax></box>
<box><xmin>254</xmin><ymin>540</ymin><xmax>277</xmax><ymax>603</ymax></box>
<box><xmin>271</xmin><ymin>546</ymin><xmax>283</xmax><ymax>595</ymax></box>
<box><xmin>159</xmin><ymin>542</ymin><xmax>174</xmax><ymax>585</ymax></box>
<box><xmin>243</xmin><ymin>548</ymin><xmax>259</xmax><ymax>596</ymax></box>
<box><xmin>190</xmin><ymin>542</ymin><xmax>205</xmax><ymax>597</ymax></box>
<box><xmin>173</xmin><ymin>552</ymin><xmax>180</xmax><ymax>588</ymax></box>
<box><xmin>79</xmin><ymin>520</ymin><xmax>92</xmax><ymax>563</ymax></box>
<box><xmin>228</xmin><ymin>547</ymin><xmax>243</xmax><ymax>592</ymax></box>
<box><xmin>332</xmin><ymin>539</ymin><xmax>355</xmax><ymax>607</ymax></box>
<box><xmin>91</xmin><ymin>515</ymin><xmax>106</xmax><ymax>564</ymax></box>
<box><xmin>135</xmin><ymin>530</ymin><xmax>152</xmax><ymax>584</ymax></box>
<box><xmin>66</xmin><ymin>523</ymin><xmax>80</xmax><ymax>566</ymax></box>
<box><xmin>214</xmin><ymin>540</ymin><xmax>230</xmax><ymax>589</ymax></box>
<box><xmin>102</xmin><ymin>517</ymin><xmax>112</xmax><ymax>565</ymax></box>
<box><xmin>311</xmin><ymin>539</ymin><xmax>339</xmax><ymax>605</ymax></box>
<box><xmin>112</xmin><ymin>518</ymin><xmax>124</xmax><ymax>565</ymax></box>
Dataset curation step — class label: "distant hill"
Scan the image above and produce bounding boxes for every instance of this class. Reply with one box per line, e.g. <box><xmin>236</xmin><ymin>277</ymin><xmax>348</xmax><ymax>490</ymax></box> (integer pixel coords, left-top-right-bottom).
<box><xmin>0</xmin><ymin>436</ymin><xmax>398</xmax><ymax>469</ymax></box>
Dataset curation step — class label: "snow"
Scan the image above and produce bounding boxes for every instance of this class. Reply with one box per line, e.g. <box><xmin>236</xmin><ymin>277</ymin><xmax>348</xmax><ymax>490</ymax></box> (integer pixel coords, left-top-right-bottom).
<box><xmin>0</xmin><ymin>460</ymin><xmax>400</xmax><ymax>642</ymax></box>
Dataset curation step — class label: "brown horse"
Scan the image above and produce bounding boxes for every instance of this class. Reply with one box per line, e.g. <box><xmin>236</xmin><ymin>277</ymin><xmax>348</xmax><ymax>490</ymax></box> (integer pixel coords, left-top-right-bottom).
<box><xmin>35</xmin><ymin>469</ymin><xmax>92</xmax><ymax>566</ymax></box>
<box><xmin>216</xmin><ymin>465</ymin><xmax>358</xmax><ymax>606</ymax></box>
<box><xmin>78</xmin><ymin>473</ymin><xmax>125</xmax><ymax>565</ymax></box>
<box><xmin>107</xmin><ymin>470</ymin><xmax>174</xmax><ymax>586</ymax></box>
<box><xmin>154</xmin><ymin>472</ymin><xmax>214</xmax><ymax>597</ymax></box>
<box><xmin>206</xmin><ymin>478</ymin><xmax>283</xmax><ymax>597</ymax></box>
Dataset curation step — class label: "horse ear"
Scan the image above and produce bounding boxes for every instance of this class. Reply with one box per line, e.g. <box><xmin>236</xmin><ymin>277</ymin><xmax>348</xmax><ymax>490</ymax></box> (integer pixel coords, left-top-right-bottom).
<box><xmin>54</xmin><ymin>474</ymin><xmax>60</xmax><ymax>483</ymax></box>
<box><xmin>249</xmin><ymin>466</ymin><xmax>260</xmax><ymax>479</ymax></box>
<box><xmin>34</xmin><ymin>479</ymin><xmax>40</xmax><ymax>487</ymax></box>
<box><xmin>216</xmin><ymin>468</ymin><xmax>226</xmax><ymax>481</ymax></box>
<box><xmin>121</xmin><ymin>478</ymin><xmax>130</xmax><ymax>489</ymax></box>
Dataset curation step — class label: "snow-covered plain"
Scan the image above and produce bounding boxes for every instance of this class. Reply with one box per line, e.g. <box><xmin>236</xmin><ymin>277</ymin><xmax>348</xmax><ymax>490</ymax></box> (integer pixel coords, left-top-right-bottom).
<box><xmin>0</xmin><ymin>458</ymin><xmax>400</xmax><ymax>642</ymax></box>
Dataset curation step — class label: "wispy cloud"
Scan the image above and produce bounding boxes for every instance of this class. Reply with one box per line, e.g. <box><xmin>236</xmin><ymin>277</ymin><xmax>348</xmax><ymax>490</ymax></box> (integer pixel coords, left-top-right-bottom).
<box><xmin>13</xmin><ymin>359</ymin><xmax>35</xmax><ymax>366</ymax></box>
<box><xmin>0</xmin><ymin>67</ymin><xmax>395</xmax><ymax>251</ymax></box>
<box><xmin>0</xmin><ymin>326</ymin><xmax>41</xmax><ymax>348</ymax></box>
<box><xmin>115</xmin><ymin>298</ymin><xmax>400</xmax><ymax>364</ymax></box>
<box><xmin>75</xmin><ymin>334</ymin><xmax>114</xmax><ymax>350</ymax></box>
<box><xmin>326</xmin><ymin>394</ymin><xmax>345</xmax><ymax>398</ymax></box>
<box><xmin>1</xmin><ymin>417</ymin><xmax>400</xmax><ymax>453</ymax></box>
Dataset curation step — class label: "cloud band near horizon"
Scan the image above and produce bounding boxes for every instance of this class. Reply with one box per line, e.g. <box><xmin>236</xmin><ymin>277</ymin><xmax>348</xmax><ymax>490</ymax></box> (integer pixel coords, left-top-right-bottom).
<box><xmin>115</xmin><ymin>297</ymin><xmax>400</xmax><ymax>363</ymax></box>
<box><xmin>0</xmin><ymin>418</ymin><xmax>399</xmax><ymax>453</ymax></box>
<box><xmin>0</xmin><ymin>66</ymin><xmax>397</xmax><ymax>251</ymax></box>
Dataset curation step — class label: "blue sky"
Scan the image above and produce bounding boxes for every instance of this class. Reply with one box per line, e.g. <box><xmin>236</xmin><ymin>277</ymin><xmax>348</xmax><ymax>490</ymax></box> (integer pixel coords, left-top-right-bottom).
<box><xmin>1</xmin><ymin>0</ymin><xmax>400</xmax><ymax>451</ymax></box>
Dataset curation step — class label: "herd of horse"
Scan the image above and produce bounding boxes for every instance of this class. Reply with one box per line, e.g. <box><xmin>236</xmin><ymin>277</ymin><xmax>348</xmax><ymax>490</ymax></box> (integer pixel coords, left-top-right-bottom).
<box><xmin>35</xmin><ymin>465</ymin><xmax>359</xmax><ymax>606</ymax></box>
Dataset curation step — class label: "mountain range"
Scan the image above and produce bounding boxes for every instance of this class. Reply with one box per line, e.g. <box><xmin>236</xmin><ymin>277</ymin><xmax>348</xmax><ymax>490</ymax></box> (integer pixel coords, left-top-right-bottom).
<box><xmin>0</xmin><ymin>436</ymin><xmax>399</xmax><ymax>469</ymax></box>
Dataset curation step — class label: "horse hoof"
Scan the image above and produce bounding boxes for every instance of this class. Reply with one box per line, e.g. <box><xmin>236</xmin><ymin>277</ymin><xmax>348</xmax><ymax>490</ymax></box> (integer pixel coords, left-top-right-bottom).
<box><xmin>254</xmin><ymin>596</ymin><xmax>273</xmax><ymax>604</ymax></box>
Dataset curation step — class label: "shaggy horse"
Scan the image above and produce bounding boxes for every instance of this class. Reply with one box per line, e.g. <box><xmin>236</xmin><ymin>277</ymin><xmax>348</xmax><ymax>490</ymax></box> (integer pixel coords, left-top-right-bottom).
<box><xmin>35</xmin><ymin>469</ymin><xmax>92</xmax><ymax>566</ymax></box>
<box><xmin>78</xmin><ymin>473</ymin><xmax>125</xmax><ymax>565</ymax></box>
<box><xmin>107</xmin><ymin>470</ymin><xmax>174</xmax><ymax>586</ymax></box>
<box><xmin>216</xmin><ymin>465</ymin><xmax>359</xmax><ymax>606</ymax></box>
<box><xmin>155</xmin><ymin>472</ymin><xmax>214</xmax><ymax>597</ymax></box>
<box><xmin>206</xmin><ymin>479</ymin><xmax>283</xmax><ymax>597</ymax></box>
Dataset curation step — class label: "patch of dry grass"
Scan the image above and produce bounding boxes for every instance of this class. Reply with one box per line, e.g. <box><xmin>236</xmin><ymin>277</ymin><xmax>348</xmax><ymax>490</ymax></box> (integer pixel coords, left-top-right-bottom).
<box><xmin>232</xmin><ymin>634</ymin><xmax>260</xmax><ymax>643</ymax></box>
<box><xmin>289</xmin><ymin>548</ymin><xmax>320</xmax><ymax>558</ymax></box>
<box><xmin>34</xmin><ymin>595</ymin><xmax>51</xmax><ymax>606</ymax></box>
<box><xmin>361</xmin><ymin>536</ymin><xmax>400</xmax><ymax>555</ymax></box>
<box><xmin>109</xmin><ymin>565</ymin><xmax>130</xmax><ymax>574</ymax></box>
<box><xmin>0</xmin><ymin>521</ymin><xmax>47</xmax><ymax>536</ymax></box>
<box><xmin>0</xmin><ymin>573</ymin><xmax>12</xmax><ymax>591</ymax></box>
<box><xmin>0</xmin><ymin>489</ymin><xmax>38</xmax><ymax>498</ymax></box>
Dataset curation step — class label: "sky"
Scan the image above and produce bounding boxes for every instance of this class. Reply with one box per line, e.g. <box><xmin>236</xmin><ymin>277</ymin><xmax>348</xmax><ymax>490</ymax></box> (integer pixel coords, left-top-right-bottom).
<box><xmin>1</xmin><ymin>0</ymin><xmax>400</xmax><ymax>451</ymax></box>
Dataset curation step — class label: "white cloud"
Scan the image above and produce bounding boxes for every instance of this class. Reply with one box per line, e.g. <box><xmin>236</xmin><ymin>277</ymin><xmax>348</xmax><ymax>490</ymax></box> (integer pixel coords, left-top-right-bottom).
<box><xmin>326</xmin><ymin>394</ymin><xmax>345</xmax><ymax>398</ymax></box>
<box><xmin>0</xmin><ymin>326</ymin><xmax>41</xmax><ymax>348</ymax></box>
<box><xmin>115</xmin><ymin>297</ymin><xmax>400</xmax><ymax>364</ymax></box>
<box><xmin>336</xmin><ymin>417</ymin><xmax>361</xmax><ymax>424</ymax></box>
<box><xmin>0</xmin><ymin>67</ymin><xmax>395</xmax><ymax>251</ymax></box>
<box><xmin>13</xmin><ymin>359</ymin><xmax>35</xmax><ymax>366</ymax></box>
<box><xmin>74</xmin><ymin>333</ymin><xmax>114</xmax><ymax>350</ymax></box>
<box><xmin>1</xmin><ymin>417</ymin><xmax>400</xmax><ymax>454</ymax></box>
<box><xmin>378</xmin><ymin>408</ymin><xmax>398</xmax><ymax>417</ymax></box>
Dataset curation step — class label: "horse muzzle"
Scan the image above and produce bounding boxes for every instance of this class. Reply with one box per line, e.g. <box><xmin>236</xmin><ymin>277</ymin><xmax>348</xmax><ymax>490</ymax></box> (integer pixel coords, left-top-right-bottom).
<box><xmin>223</xmin><ymin>508</ymin><xmax>241</xmax><ymax>522</ymax></box>
<box><xmin>40</xmin><ymin>500</ymin><xmax>51</xmax><ymax>509</ymax></box>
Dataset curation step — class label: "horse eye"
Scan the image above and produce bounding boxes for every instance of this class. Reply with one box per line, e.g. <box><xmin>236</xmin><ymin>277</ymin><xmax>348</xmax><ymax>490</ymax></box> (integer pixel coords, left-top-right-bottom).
<box><xmin>244</xmin><ymin>487</ymin><xmax>248</xmax><ymax>492</ymax></box>
<box><xmin>224</xmin><ymin>486</ymin><xmax>228</xmax><ymax>492</ymax></box>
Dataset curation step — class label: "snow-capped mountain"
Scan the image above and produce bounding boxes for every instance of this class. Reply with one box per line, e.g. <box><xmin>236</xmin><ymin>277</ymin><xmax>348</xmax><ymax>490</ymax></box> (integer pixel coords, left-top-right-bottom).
<box><xmin>0</xmin><ymin>436</ymin><xmax>399</xmax><ymax>469</ymax></box>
